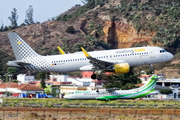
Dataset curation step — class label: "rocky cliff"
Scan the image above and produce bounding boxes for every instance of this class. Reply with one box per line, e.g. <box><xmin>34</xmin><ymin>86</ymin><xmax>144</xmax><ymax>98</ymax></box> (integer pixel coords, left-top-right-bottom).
<box><xmin>103</xmin><ymin>21</ymin><xmax>157</xmax><ymax>48</ymax></box>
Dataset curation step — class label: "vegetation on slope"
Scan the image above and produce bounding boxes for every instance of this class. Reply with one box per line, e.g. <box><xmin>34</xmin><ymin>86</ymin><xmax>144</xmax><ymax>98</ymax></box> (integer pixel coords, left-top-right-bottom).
<box><xmin>57</xmin><ymin>0</ymin><xmax>180</xmax><ymax>49</ymax></box>
<box><xmin>117</xmin><ymin>0</ymin><xmax>180</xmax><ymax>48</ymax></box>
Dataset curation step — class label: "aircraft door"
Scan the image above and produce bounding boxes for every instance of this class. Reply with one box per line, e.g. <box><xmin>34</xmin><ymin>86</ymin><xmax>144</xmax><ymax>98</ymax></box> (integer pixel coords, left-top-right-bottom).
<box><xmin>149</xmin><ymin>48</ymin><xmax>155</xmax><ymax>58</ymax></box>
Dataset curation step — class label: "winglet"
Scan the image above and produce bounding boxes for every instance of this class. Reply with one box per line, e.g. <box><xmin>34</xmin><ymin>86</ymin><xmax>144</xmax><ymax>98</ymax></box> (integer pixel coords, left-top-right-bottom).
<box><xmin>57</xmin><ymin>46</ymin><xmax>66</xmax><ymax>54</ymax></box>
<box><xmin>80</xmin><ymin>47</ymin><xmax>90</xmax><ymax>57</ymax></box>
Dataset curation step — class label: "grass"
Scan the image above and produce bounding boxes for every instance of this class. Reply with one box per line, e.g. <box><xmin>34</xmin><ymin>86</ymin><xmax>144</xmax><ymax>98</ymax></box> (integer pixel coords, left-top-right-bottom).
<box><xmin>1</xmin><ymin>98</ymin><xmax>180</xmax><ymax>109</ymax></box>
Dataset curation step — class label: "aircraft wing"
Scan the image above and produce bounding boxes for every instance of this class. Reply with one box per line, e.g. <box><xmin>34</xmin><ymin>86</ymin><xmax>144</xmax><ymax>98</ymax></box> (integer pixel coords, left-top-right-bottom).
<box><xmin>106</xmin><ymin>88</ymin><xmax>120</xmax><ymax>92</ymax></box>
<box><xmin>80</xmin><ymin>47</ymin><xmax>113</xmax><ymax>70</ymax></box>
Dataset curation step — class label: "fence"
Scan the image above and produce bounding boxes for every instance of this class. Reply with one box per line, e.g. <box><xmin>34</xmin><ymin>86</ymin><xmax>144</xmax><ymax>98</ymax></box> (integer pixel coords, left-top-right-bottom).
<box><xmin>0</xmin><ymin>108</ymin><xmax>180</xmax><ymax>118</ymax></box>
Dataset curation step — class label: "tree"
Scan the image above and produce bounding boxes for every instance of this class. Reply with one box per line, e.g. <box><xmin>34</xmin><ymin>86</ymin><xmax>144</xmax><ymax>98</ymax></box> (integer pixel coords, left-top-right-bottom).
<box><xmin>44</xmin><ymin>85</ymin><xmax>52</xmax><ymax>94</ymax></box>
<box><xmin>65</xmin><ymin>26</ymin><xmax>75</xmax><ymax>34</ymax></box>
<box><xmin>160</xmin><ymin>89</ymin><xmax>173</xmax><ymax>94</ymax></box>
<box><xmin>24</xmin><ymin>5</ymin><xmax>34</xmax><ymax>25</ymax></box>
<box><xmin>81</xmin><ymin>0</ymin><xmax>88</xmax><ymax>4</ymax></box>
<box><xmin>102</xmin><ymin>68</ymin><xmax>141</xmax><ymax>90</ymax></box>
<box><xmin>0</xmin><ymin>22</ymin><xmax>4</xmax><ymax>32</ymax></box>
<box><xmin>6</xmin><ymin>67</ymin><xmax>17</xmax><ymax>80</ymax></box>
<box><xmin>3</xmin><ymin>26</ymin><xmax>8</xmax><ymax>31</ymax></box>
<box><xmin>36</xmin><ymin>72</ymin><xmax>49</xmax><ymax>89</ymax></box>
<box><xmin>8</xmin><ymin>8</ymin><xmax>18</xmax><ymax>28</ymax></box>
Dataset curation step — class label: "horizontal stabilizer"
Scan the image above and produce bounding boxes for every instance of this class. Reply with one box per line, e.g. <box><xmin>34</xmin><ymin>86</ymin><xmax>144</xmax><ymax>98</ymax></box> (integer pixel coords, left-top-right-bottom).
<box><xmin>7</xmin><ymin>61</ymin><xmax>31</xmax><ymax>68</ymax></box>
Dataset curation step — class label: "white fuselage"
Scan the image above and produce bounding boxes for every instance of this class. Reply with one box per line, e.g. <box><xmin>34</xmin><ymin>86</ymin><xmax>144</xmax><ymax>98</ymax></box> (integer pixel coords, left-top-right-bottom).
<box><xmin>38</xmin><ymin>46</ymin><xmax>173</xmax><ymax>72</ymax></box>
<box><xmin>63</xmin><ymin>88</ymin><xmax>157</xmax><ymax>100</ymax></box>
<box><xmin>64</xmin><ymin>75</ymin><xmax>158</xmax><ymax>100</ymax></box>
<box><xmin>63</xmin><ymin>90</ymin><xmax>138</xmax><ymax>100</ymax></box>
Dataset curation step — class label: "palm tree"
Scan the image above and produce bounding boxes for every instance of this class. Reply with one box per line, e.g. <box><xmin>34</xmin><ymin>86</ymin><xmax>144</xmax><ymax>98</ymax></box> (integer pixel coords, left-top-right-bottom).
<box><xmin>7</xmin><ymin>67</ymin><xmax>17</xmax><ymax>81</ymax></box>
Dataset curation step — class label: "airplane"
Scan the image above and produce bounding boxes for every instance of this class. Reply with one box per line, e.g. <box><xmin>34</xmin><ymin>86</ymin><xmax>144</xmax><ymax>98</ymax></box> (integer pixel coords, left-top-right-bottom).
<box><xmin>63</xmin><ymin>75</ymin><xmax>158</xmax><ymax>101</ymax></box>
<box><xmin>7</xmin><ymin>32</ymin><xmax>173</xmax><ymax>80</ymax></box>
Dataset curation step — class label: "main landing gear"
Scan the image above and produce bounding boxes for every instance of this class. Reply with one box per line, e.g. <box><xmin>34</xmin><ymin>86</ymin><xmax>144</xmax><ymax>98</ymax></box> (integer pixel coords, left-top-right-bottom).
<box><xmin>149</xmin><ymin>64</ymin><xmax>154</xmax><ymax>74</ymax></box>
<box><xmin>91</xmin><ymin>72</ymin><xmax>103</xmax><ymax>80</ymax></box>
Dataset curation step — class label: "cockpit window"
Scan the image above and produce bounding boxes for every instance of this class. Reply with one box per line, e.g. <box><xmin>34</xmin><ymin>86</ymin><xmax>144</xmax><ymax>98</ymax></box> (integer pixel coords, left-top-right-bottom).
<box><xmin>160</xmin><ymin>50</ymin><xmax>166</xmax><ymax>53</ymax></box>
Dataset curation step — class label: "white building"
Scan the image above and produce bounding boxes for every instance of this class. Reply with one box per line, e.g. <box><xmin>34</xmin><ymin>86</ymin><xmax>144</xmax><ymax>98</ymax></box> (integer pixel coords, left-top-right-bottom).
<box><xmin>49</xmin><ymin>74</ymin><xmax>93</xmax><ymax>87</ymax></box>
<box><xmin>17</xmin><ymin>74</ymin><xmax>35</xmax><ymax>83</ymax></box>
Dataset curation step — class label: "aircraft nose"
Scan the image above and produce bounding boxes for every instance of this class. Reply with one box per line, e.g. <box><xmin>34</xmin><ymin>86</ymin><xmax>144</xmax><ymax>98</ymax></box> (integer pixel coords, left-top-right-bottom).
<box><xmin>167</xmin><ymin>52</ymin><xmax>173</xmax><ymax>60</ymax></box>
<box><xmin>169</xmin><ymin>52</ymin><xmax>173</xmax><ymax>60</ymax></box>
<box><xmin>63</xmin><ymin>95</ymin><xmax>71</xmax><ymax>99</ymax></box>
<box><xmin>63</xmin><ymin>95</ymin><xmax>68</xmax><ymax>99</ymax></box>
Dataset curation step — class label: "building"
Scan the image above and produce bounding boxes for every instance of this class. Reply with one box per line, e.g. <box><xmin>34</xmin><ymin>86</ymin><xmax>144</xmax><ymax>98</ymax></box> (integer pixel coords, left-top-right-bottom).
<box><xmin>15</xmin><ymin>72</ymin><xmax>180</xmax><ymax>100</ymax></box>
<box><xmin>0</xmin><ymin>82</ymin><xmax>44</xmax><ymax>98</ymax></box>
<box><xmin>17</xmin><ymin>74</ymin><xmax>35</xmax><ymax>84</ymax></box>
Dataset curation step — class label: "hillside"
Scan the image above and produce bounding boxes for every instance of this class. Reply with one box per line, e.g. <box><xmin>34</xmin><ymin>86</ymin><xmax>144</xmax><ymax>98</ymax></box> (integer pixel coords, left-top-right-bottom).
<box><xmin>0</xmin><ymin>0</ymin><xmax>180</xmax><ymax>78</ymax></box>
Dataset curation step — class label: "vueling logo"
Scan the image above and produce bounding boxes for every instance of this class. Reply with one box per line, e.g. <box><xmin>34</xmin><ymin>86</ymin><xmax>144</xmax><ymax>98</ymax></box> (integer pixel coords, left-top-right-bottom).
<box><xmin>134</xmin><ymin>48</ymin><xmax>146</xmax><ymax>52</ymax></box>
<box><xmin>17</xmin><ymin>41</ymin><xmax>22</xmax><ymax>44</ymax></box>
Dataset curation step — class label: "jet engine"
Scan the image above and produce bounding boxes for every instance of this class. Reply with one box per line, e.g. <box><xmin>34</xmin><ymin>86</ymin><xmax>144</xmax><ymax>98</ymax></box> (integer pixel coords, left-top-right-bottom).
<box><xmin>107</xmin><ymin>63</ymin><xmax>130</xmax><ymax>73</ymax></box>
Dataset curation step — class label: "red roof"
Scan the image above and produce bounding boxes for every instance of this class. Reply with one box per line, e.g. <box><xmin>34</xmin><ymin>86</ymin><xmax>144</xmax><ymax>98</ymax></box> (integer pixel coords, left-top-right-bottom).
<box><xmin>0</xmin><ymin>82</ymin><xmax>17</xmax><ymax>88</ymax></box>
<box><xmin>140</xmin><ymin>75</ymin><xmax>150</xmax><ymax>77</ymax></box>
<box><xmin>135</xmin><ymin>83</ymin><xmax>145</xmax><ymax>87</ymax></box>
<box><xmin>18</xmin><ymin>84</ymin><xmax>44</xmax><ymax>91</ymax></box>
<box><xmin>0</xmin><ymin>82</ymin><xmax>43</xmax><ymax>91</ymax></box>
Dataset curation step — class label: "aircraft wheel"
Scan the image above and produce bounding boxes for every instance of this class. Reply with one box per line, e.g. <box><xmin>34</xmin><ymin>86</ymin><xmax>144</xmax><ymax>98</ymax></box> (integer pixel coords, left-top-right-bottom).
<box><xmin>151</xmin><ymin>70</ymin><xmax>154</xmax><ymax>74</ymax></box>
<box><xmin>97</xmin><ymin>75</ymin><xmax>102</xmax><ymax>80</ymax></box>
<box><xmin>91</xmin><ymin>74</ymin><xmax>97</xmax><ymax>79</ymax></box>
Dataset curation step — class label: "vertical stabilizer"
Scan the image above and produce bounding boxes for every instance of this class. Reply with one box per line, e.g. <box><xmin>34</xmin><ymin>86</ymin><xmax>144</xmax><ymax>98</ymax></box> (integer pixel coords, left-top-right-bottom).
<box><xmin>7</xmin><ymin>32</ymin><xmax>39</xmax><ymax>60</ymax></box>
<box><xmin>138</xmin><ymin>75</ymin><xmax>158</xmax><ymax>90</ymax></box>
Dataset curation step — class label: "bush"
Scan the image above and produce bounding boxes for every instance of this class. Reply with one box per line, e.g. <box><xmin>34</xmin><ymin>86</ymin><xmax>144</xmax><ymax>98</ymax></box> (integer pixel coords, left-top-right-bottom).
<box><xmin>159</xmin><ymin>89</ymin><xmax>173</xmax><ymax>94</ymax></box>
<box><xmin>65</xmin><ymin>26</ymin><xmax>75</xmax><ymax>34</ymax></box>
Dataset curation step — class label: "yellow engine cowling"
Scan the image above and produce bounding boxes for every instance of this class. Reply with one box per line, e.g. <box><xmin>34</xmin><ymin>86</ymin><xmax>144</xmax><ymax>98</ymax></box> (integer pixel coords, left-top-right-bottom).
<box><xmin>114</xmin><ymin>63</ymin><xmax>130</xmax><ymax>73</ymax></box>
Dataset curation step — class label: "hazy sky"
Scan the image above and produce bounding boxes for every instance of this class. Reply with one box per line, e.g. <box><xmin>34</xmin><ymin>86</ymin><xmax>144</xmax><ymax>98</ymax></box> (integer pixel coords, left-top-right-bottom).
<box><xmin>0</xmin><ymin>0</ymin><xmax>83</xmax><ymax>26</ymax></box>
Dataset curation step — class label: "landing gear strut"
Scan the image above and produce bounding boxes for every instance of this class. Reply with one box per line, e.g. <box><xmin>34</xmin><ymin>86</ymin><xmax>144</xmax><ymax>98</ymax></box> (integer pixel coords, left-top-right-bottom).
<box><xmin>149</xmin><ymin>64</ymin><xmax>154</xmax><ymax>74</ymax></box>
